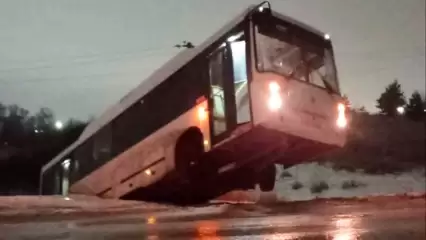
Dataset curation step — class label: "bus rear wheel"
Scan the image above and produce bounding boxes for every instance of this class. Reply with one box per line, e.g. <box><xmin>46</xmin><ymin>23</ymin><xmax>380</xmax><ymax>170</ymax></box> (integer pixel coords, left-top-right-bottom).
<box><xmin>258</xmin><ymin>165</ymin><xmax>276</xmax><ymax>192</ymax></box>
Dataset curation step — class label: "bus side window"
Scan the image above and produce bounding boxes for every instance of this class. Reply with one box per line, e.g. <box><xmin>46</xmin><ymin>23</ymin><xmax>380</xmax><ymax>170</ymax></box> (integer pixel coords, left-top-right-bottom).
<box><xmin>42</xmin><ymin>167</ymin><xmax>57</xmax><ymax>195</ymax></box>
<box><xmin>53</xmin><ymin>166</ymin><xmax>61</xmax><ymax>194</ymax></box>
<box><xmin>70</xmin><ymin>157</ymin><xmax>79</xmax><ymax>183</ymax></box>
<box><xmin>93</xmin><ymin>124</ymin><xmax>112</xmax><ymax>163</ymax></box>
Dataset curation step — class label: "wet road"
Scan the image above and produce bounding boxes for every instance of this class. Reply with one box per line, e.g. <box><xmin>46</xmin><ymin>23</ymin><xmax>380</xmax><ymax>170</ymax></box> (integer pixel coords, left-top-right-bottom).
<box><xmin>1</xmin><ymin>196</ymin><xmax>425</xmax><ymax>239</ymax></box>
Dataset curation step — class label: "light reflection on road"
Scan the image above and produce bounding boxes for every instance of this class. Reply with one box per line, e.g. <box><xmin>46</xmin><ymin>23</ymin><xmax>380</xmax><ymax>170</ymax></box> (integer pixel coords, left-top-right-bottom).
<box><xmin>268</xmin><ymin>233</ymin><xmax>303</xmax><ymax>240</ymax></box>
<box><xmin>146</xmin><ymin>235</ymin><xmax>160</xmax><ymax>240</ymax></box>
<box><xmin>188</xmin><ymin>214</ymin><xmax>365</xmax><ymax>240</ymax></box>
<box><xmin>147</xmin><ymin>216</ymin><xmax>156</xmax><ymax>225</ymax></box>
<box><xmin>331</xmin><ymin>216</ymin><xmax>361</xmax><ymax>240</ymax></box>
<box><xmin>197</xmin><ymin>220</ymin><xmax>221</xmax><ymax>240</ymax></box>
<box><xmin>0</xmin><ymin>197</ymin><xmax>424</xmax><ymax>239</ymax></box>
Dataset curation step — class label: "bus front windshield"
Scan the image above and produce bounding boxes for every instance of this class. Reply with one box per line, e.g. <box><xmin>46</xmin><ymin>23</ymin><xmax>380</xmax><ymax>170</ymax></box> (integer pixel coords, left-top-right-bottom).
<box><xmin>254</xmin><ymin>22</ymin><xmax>339</xmax><ymax>94</ymax></box>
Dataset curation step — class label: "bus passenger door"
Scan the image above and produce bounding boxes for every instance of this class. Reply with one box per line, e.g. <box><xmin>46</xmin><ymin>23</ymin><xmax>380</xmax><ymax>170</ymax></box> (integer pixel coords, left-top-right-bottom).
<box><xmin>208</xmin><ymin>44</ymin><xmax>238</xmax><ymax>145</ymax></box>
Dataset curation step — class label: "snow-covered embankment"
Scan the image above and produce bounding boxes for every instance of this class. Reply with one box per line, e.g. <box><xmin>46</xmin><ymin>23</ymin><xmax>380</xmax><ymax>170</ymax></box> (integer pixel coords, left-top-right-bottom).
<box><xmin>275</xmin><ymin>163</ymin><xmax>426</xmax><ymax>201</ymax></box>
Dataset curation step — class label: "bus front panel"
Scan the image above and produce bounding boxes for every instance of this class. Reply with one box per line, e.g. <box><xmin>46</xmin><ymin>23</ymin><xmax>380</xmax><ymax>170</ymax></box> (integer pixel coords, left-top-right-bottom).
<box><xmin>248</xmin><ymin>13</ymin><xmax>347</xmax><ymax>148</ymax></box>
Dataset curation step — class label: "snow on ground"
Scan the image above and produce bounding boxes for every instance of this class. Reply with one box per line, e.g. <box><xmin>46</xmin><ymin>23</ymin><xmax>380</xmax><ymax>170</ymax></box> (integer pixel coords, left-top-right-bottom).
<box><xmin>0</xmin><ymin>194</ymin><xmax>176</xmax><ymax>218</ymax></box>
<box><xmin>0</xmin><ymin>194</ymin><xmax>161</xmax><ymax>210</ymax></box>
<box><xmin>1</xmin><ymin>162</ymin><xmax>424</xmax><ymax>218</ymax></box>
<box><xmin>274</xmin><ymin>163</ymin><xmax>426</xmax><ymax>201</ymax></box>
<box><xmin>0</xmin><ymin>194</ymin><xmax>236</xmax><ymax>220</ymax></box>
<box><xmin>214</xmin><ymin>163</ymin><xmax>425</xmax><ymax>204</ymax></box>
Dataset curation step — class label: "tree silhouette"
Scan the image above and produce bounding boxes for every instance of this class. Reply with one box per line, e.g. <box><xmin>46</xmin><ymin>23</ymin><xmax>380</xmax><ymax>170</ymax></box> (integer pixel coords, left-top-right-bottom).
<box><xmin>423</xmin><ymin>97</ymin><xmax>426</xmax><ymax>110</ymax></box>
<box><xmin>0</xmin><ymin>103</ymin><xmax>6</xmax><ymax>117</ymax></box>
<box><xmin>1</xmin><ymin>105</ymin><xmax>30</xmax><ymax>146</ymax></box>
<box><xmin>353</xmin><ymin>105</ymin><xmax>368</xmax><ymax>114</ymax></box>
<box><xmin>405</xmin><ymin>91</ymin><xmax>424</xmax><ymax>121</ymax></box>
<box><xmin>33</xmin><ymin>107</ymin><xmax>55</xmax><ymax>133</ymax></box>
<box><xmin>0</xmin><ymin>103</ymin><xmax>5</xmax><ymax>136</ymax></box>
<box><xmin>376</xmin><ymin>79</ymin><xmax>406</xmax><ymax>117</ymax></box>
<box><xmin>0</xmin><ymin>101</ymin><xmax>88</xmax><ymax>195</ymax></box>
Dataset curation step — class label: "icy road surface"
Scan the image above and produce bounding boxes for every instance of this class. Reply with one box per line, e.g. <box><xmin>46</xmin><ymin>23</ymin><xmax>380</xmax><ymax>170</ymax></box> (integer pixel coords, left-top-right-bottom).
<box><xmin>1</xmin><ymin>195</ymin><xmax>425</xmax><ymax>239</ymax></box>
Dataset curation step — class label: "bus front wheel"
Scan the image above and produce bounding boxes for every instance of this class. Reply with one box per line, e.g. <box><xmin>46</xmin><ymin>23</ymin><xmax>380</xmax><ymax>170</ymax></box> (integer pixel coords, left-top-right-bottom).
<box><xmin>174</xmin><ymin>127</ymin><xmax>204</xmax><ymax>178</ymax></box>
<box><xmin>258</xmin><ymin>165</ymin><xmax>276</xmax><ymax>192</ymax></box>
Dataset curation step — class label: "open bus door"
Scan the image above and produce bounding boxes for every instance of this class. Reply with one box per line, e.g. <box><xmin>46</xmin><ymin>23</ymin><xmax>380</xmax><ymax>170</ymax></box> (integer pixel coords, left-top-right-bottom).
<box><xmin>208</xmin><ymin>43</ymin><xmax>238</xmax><ymax>145</ymax></box>
<box><xmin>208</xmin><ymin>30</ymin><xmax>251</xmax><ymax>146</ymax></box>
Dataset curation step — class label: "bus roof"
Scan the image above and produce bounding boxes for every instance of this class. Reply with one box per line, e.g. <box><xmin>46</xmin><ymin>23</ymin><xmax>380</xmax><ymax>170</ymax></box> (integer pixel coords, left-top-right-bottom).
<box><xmin>42</xmin><ymin>5</ymin><xmax>326</xmax><ymax>172</ymax></box>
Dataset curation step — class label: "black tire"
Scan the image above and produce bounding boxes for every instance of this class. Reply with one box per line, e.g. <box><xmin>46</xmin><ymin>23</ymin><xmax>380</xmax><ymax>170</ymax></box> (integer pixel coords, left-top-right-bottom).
<box><xmin>237</xmin><ymin>166</ymin><xmax>257</xmax><ymax>190</ymax></box>
<box><xmin>174</xmin><ymin>127</ymin><xmax>204</xmax><ymax>178</ymax></box>
<box><xmin>258</xmin><ymin>165</ymin><xmax>276</xmax><ymax>192</ymax></box>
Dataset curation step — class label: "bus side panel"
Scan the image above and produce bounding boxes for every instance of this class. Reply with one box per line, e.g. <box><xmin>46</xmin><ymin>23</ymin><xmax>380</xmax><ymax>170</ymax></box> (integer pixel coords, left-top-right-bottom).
<box><xmin>70</xmin><ymin>100</ymin><xmax>210</xmax><ymax>198</ymax></box>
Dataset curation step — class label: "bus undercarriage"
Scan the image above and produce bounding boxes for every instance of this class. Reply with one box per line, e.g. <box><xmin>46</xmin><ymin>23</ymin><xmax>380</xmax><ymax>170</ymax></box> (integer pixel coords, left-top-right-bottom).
<box><xmin>121</xmin><ymin>123</ymin><xmax>336</xmax><ymax>205</ymax></box>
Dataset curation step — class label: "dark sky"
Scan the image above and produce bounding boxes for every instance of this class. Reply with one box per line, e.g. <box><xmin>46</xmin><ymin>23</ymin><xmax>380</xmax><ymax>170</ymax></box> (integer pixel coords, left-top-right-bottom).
<box><xmin>0</xmin><ymin>0</ymin><xmax>424</xmax><ymax>121</ymax></box>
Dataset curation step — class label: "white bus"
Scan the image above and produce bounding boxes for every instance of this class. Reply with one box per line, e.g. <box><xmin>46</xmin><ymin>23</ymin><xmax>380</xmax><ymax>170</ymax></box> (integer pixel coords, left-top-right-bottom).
<box><xmin>40</xmin><ymin>2</ymin><xmax>347</xmax><ymax>204</ymax></box>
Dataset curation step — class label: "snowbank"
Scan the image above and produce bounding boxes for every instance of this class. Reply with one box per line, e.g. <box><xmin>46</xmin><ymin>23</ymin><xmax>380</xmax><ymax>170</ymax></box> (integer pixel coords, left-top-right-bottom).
<box><xmin>275</xmin><ymin>163</ymin><xmax>426</xmax><ymax>201</ymax></box>
<box><xmin>212</xmin><ymin>163</ymin><xmax>425</xmax><ymax>204</ymax></box>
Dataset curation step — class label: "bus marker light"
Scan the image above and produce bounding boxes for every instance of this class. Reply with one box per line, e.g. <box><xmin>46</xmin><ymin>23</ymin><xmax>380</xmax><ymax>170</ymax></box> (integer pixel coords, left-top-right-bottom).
<box><xmin>145</xmin><ymin>169</ymin><xmax>153</xmax><ymax>176</ymax></box>
<box><xmin>147</xmin><ymin>216</ymin><xmax>156</xmax><ymax>225</ymax></box>
<box><xmin>198</xmin><ymin>107</ymin><xmax>208</xmax><ymax>121</ymax></box>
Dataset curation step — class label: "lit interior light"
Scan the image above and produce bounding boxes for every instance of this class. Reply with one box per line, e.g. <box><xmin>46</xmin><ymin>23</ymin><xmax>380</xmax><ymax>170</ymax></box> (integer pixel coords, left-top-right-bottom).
<box><xmin>396</xmin><ymin>106</ymin><xmax>405</xmax><ymax>115</ymax></box>
<box><xmin>336</xmin><ymin>103</ymin><xmax>347</xmax><ymax>129</ymax></box>
<box><xmin>203</xmin><ymin>140</ymin><xmax>209</xmax><ymax>146</ymax></box>
<box><xmin>198</xmin><ymin>106</ymin><xmax>207</xmax><ymax>121</ymax></box>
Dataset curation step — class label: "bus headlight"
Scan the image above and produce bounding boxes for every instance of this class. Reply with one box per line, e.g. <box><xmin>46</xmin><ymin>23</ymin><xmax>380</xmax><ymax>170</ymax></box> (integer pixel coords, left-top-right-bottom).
<box><xmin>336</xmin><ymin>103</ymin><xmax>347</xmax><ymax>129</ymax></box>
<box><xmin>267</xmin><ymin>81</ymin><xmax>282</xmax><ymax>111</ymax></box>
